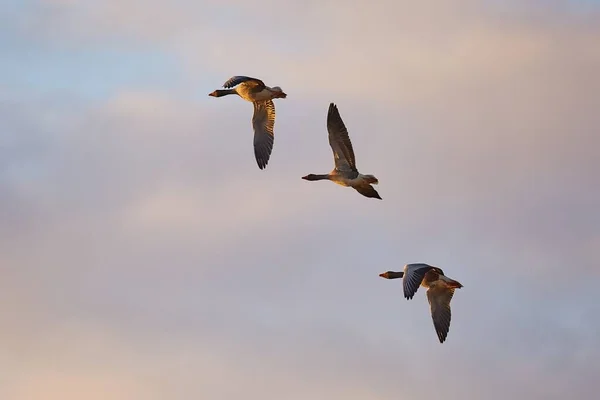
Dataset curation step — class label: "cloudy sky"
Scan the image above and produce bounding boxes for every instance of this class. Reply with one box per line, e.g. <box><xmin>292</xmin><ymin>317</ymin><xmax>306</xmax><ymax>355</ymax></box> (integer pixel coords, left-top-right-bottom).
<box><xmin>2</xmin><ymin>1</ymin><xmax>599</xmax><ymax>399</ymax></box>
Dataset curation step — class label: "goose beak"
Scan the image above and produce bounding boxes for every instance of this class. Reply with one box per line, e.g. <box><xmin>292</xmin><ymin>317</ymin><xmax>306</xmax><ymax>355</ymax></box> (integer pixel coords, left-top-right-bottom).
<box><xmin>208</xmin><ymin>90</ymin><xmax>218</xmax><ymax>97</ymax></box>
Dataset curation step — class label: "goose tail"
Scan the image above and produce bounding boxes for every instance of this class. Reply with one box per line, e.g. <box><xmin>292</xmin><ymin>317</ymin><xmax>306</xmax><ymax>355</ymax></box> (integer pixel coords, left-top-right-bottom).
<box><xmin>361</xmin><ymin>174</ymin><xmax>379</xmax><ymax>185</ymax></box>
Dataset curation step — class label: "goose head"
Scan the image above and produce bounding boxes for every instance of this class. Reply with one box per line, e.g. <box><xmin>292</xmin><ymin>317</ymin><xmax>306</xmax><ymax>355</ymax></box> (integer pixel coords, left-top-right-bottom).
<box><xmin>302</xmin><ymin>174</ymin><xmax>329</xmax><ymax>181</ymax></box>
<box><xmin>379</xmin><ymin>271</ymin><xmax>404</xmax><ymax>279</ymax></box>
<box><xmin>209</xmin><ymin>89</ymin><xmax>236</xmax><ymax>97</ymax></box>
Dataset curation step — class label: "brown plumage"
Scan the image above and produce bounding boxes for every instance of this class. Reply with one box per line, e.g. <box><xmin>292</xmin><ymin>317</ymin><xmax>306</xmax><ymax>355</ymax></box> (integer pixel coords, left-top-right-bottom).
<box><xmin>379</xmin><ymin>263</ymin><xmax>463</xmax><ymax>343</ymax></box>
<box><xmin>301</xmin><ymin>103</ymin><xmax>382</xmax><ymax>200</ymax></box>
<box><xmin>209</xmin><ymin>76</ymin><xmax>286</xmax><ymax>170</ymax></box>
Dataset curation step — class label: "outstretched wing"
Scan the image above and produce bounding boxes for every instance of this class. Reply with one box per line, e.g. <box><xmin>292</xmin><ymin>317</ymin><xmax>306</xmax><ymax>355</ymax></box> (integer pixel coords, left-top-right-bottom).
<box><xmin>403</xmin><ymin>263</ymin><xmax>436</xmax><ymax>300</ymax></box>
<box><xmin>354</xmin><ymin>185</ymin><xmax>382</xmax><ymax>200</ymax></box>
<box><xmin>224</xmin><ymin>76</ymin><xmax>266</xmax><ymax>91</ymax></box>
<box><xmin>327</xmin><ymin>103</ymin><xmax>357</xmax><ymax>173</ymax></box>
<box><xmin>427</xmin><ymin>286</ymin><xmax>455</xmax><ymax>343</ymax></box>
<box><xmin>252</xmin><ymin>100</ymin><xmax>275</xmax><ymax>170</ymax></box>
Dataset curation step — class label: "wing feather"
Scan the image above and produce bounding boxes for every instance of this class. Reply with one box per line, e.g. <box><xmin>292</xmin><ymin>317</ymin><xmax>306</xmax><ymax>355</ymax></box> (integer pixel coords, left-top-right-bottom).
<box><xmin>354</xmin><ymin>185</ymin><xmax>382</xmax><ymax>199</ymax></box>
<box><xmin>327</xmin><ymin>103</ymin><xmax>357</xmax><ymax>172</ymax></box>
<box><xmin>402</xmin><ymin>263</ymin><xmax>435</xmax><ymax>300</ymax></box>
<box><xmin>224</xmin><ymin>76</ymin><xmax>266</xmax><ymax>91</ymax></box>
<box><xmin>427</xmin><ymin>286</ymin><xmax>455</xmax><ymax>343</ymax></box>
<box><xmin>252</xmin><ymin>100</ymin><xmax>275</xmax><ymax>169</ymax></box>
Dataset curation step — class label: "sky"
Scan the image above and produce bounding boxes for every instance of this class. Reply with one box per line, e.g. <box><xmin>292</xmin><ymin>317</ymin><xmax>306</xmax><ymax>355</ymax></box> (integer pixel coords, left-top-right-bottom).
<box><xmin>1</xmin><ymin>0</ymin><xmax>599</xmax><ymax>399</ymax></box>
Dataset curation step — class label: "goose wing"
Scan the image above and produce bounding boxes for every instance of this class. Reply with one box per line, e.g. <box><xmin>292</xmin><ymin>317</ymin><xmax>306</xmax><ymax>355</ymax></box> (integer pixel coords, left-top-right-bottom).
<box><xmin>224</xmin><ymin>76</ymin><xmax>266</xmax><ymax>92</ymax></box>
<box><xmin>354</xmin><ymin>185</ymin><xmax>382</xmax><ymax>199</ymax></box>
<box><xmin>327</xmin><ymin>103</ymin><xmax>357</xmax><ymax>174</ymax></box>
<box><xmin>402</xmin><ymin>263</ymin><xmax>437</xmax><ymax>300</ymax></box>
<box><xmin>252</xmin><ymin>100</ymin><xmax>276</xmax><ymax>170</ymax></box>
<box><xmin>426</xmin><ymin>285</ymin><xmax>455</xmax><ymax>343</ymax></box>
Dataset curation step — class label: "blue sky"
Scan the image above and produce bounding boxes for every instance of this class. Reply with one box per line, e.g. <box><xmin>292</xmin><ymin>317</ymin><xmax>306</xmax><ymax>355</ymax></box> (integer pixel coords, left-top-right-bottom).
<box><xmin>1</xmin><ymin>1</ymin><xmax>599</xmax><ymax>399</ymax></box>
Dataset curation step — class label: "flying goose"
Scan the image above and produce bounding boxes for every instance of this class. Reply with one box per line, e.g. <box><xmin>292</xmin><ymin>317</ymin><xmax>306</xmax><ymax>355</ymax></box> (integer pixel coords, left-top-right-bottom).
<box><xmin>379</xmin><ymin>263</ymin><xmax>463</xmax><ymax>343</ymax></box>
<box><xmin>209</xmin><ymin>76</ymin><xmax>287</xmax><ymax>170</ymax></box>
<box><xmin>301</xmin><ymin>103</ymin><xmax>382</xmax><ymax>199</ymax></box>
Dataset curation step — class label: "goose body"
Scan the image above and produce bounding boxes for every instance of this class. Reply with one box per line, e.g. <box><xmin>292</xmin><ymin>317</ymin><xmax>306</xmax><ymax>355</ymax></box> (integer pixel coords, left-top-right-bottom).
<box><xmin>302</xmin><ymin>103</ymin><xmax>382</xmax><ymax>199</ymax></box>
<box><xmin>209</xmin><ymin>76</ymin><xmax>287</xmax><ymax>170</ymax></box>
<box><xmin>379</xmin><ymin>263</ymin><xmax>463</xmax><ymax>343</ymax></box>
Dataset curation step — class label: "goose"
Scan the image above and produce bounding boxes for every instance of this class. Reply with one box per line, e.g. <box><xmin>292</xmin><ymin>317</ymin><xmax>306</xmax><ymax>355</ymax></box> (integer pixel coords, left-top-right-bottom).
<box><xmin>209</xmin><ymin>76</ymin><xmax>287</xmax><ymax>170</ymax></box>
<box><xmin>301</xmin><ymin>103</ymin><xmax>382</xmax><ymax>199</ymax></box>
<box><xmin>379</xmin><ymin>263</ymin><xmax>463</xmax><ymax>343</ymax></box>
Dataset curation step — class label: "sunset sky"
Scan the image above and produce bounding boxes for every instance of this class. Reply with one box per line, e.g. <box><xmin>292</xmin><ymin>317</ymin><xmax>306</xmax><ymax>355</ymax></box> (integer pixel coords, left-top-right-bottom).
<box><xmin>2</xmin><ymin>1</ymin><xmax>599</xmax><ymax>399</ymax></box>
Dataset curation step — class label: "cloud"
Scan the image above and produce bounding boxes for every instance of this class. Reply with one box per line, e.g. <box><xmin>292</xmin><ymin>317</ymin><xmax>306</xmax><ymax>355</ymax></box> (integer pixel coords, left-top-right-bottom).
<box><xmin>2</xmin><ymin>1</ymin><xmax>600</xmax><ymax>399</ymax></box>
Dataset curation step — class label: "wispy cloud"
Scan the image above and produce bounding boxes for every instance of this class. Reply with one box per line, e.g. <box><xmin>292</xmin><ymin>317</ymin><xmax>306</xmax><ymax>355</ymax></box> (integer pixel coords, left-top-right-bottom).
<box><xmin>2</xmin><ymin>1</ymin><xmax>599</xmax><ymax>399</ymax></box>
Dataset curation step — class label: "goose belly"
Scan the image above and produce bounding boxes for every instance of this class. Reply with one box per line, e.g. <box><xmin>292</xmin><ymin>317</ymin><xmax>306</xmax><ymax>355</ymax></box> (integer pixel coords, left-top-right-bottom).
<box><xmin>330</xmin><ymin>175</ymin><xmax>352</xmax><ymax>187</ymax></box>
<box><xmin>235</xmin><ymin>86</ymin><xmax>271</xmax><ymax>102</ymax></box>
<box><xmin>421</xmin><ymin>270</ymin><xmax>441</xmax><ymax>287</ymax></box>
<box><xmin>345</xmin><ymin>176</ymin><xmax>371</xmax><ymax>187</ymax></box>
<box><xmin>252</xmin><ymin>89</ymin><xmax>276</xmax><ymax>101</ymax></box>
